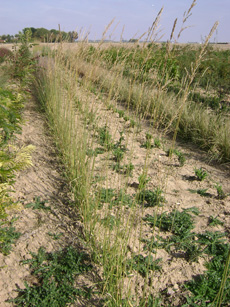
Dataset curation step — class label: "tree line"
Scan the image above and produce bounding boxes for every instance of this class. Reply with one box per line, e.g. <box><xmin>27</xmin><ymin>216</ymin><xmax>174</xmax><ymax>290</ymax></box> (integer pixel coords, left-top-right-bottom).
<box><xmin>0</xmin><ymin>27</ymin><xmax>78</xmax><ymax>43</ymax></box>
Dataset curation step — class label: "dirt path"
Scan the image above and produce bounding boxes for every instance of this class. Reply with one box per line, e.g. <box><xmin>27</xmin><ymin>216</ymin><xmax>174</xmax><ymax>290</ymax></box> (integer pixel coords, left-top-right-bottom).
<box><xmin>0</xmin><ymin>98</ymin><xmax>99</xmax><ymax>306</ymax></box>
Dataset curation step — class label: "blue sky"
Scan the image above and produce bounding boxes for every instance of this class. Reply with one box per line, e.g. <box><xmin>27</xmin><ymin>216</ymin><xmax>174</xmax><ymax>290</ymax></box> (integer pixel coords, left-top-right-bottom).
<box><xmin>0</xmin><ymin>0</ymin><xmax>229</xmax><ymax>42</ymax></box>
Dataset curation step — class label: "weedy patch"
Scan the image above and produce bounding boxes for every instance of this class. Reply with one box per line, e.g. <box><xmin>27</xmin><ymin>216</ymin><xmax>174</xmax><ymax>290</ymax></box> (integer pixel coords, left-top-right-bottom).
<box><xmin>10</xmin><ymin>246</ymin><xmax>95</xmax><ymax>306</ymax></box>
<box><xmin>0</xmin><ymin>219</ymin><xmax>21</xmax><ymax>255</ymax></box>
<box><xmin>166</xmin><ymin>148</ymin><xmax>186</xmax><ymax>166</ymax></box>
<box><xmin>126</xmin><ymin>254</ymin><xmax>162</xmax><ymax>277</ymax></box>
<box><xmin>97</xmin><ymin>188</ymin><xmax>135</xmax><ymax>208</ymax></box>
<box><xmin>194</xmin><ymin>167</ymin><xmax>208</xmax><ymax>181</ymax></box>
<box><xmin>24</xmin><ymin>196</ymin><xmax>51</xmax><ymax>210</ymax></box>
<box><xmin>188</xmin><ymin>188</ymin><xmax>211</xmax><ymax>197</ymax></box>
<box><xmin>215</xmin><ymin>183</ymin><xmax>228</xmax><ymax>199</ymax></box>
<box><xmin>97</xmin><ymin>125</ymin><xmax>113</xmax><ymax>151</ymax></box>
<box><xmin>137</xmin><ymin>187</ymin><xmax>166</xmax><ymax>207</ymax></box>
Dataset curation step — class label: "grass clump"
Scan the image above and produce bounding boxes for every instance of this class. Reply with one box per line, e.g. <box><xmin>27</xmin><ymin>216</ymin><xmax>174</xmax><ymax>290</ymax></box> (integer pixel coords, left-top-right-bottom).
<box><xmin>11</xmin><ymin>246</ymin><xmax>94</xmax><ymax>306</ymax></box>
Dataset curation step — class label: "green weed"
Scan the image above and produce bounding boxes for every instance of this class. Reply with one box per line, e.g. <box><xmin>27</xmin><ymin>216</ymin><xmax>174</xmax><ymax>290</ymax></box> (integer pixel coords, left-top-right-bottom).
<box><xmin>11</xmin><ymin>246</ymin><xmax>94</xmax><ymax>306</ymax></box>
<box><xmin>208</xmin><ymin>216</ymin><xmax>224</xmax><ymax>227</ymax></box>
<box><xmin>25</xmin><ymin>196</ymin><xmax>51</xmax><ymax>210</ymax></box>
<box><xmin>215</xmin><ymin>183</ymin><xmax>227</xmax><ymax>200</ymax></box>
<box><xmin>126</xmin><ymin>254</ymin><xmax>162</xmax><ymax>277</ymax></box>
<box><xmin>98</xmin><ymin>125</ymin><xmax>113</xmax><ymax>151</ymax></box>
<box><xmin>0</xmin><ymin>219</ymin><xmax>21</xmax><ymax>255</ymax></box>
<box><xmin>194</xmin><ymin>167</ymin><xmax>208</xmax><ymax>181</ymax></box>
<box><xmin>137</xmin><ymin>188</ymin><xmax>165</xmax><ymax>207</ymax></box>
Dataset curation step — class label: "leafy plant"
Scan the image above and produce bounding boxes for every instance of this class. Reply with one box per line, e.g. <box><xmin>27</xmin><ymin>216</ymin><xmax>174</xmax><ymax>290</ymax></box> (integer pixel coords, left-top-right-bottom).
<box><xmin>208</xmin><ymin>216</ymin><xmax>224</xmax><ymax>227</ymax></box>
<box><xmin>126</xmin><ymin>254</ymin><xmax>162</xmax><ymax>277</ymax></box>
<box><xmin>100</xmin><ymin>214</ymin><xmax>120</xmax><ymax>230</ymax></box>
<box><xmin>11</xmin><ymin>246</ymin><xmax>94</xmax><ymax>306</ymax></box>
<box><xmin>166</xmin><ymin>148</ymin><xmax>186</xmax><ymax>166</ymax></box>
<box><xmin>25</xmin><ymin>196</ymin><xmax>51</xmax><ymax>210</ymax></box>
<box><xmin>138</xmin><ymin>173</ymin><xmax>151</xmax><ymax>190</ymax></box>
<box><xmin>137</xmin><ymin>188</ymin><xmax>165</xmax><ymax>207</ymax></box>
<box><xmin>98</xmin><ymin>125</ymin><xmax>113</xmax><ymax>150</ymax></box>
<box><xmin>194</xmin><ymin>167</ymin><xmax>208</xmax><ymax>181</ymax></box>
<box><xmin>142</xmin><ymin>133</ymin><xmax>153</xmax><ymax>149</ymax></box>
<box><xmin>47</xmin><ymin>232</ymin><xmax>63</xmax><ymax>240</ymax></box>
<box><xmin>123</xmin><ymin>162</ymin><xmax>134</xmax><ymax>176</ymax></box>
<box><xmin>188</xmin><ymin>188</ymin><xmax>211</xmax><ymax>197</ymax></box>
<box><xmin>215</xmin><ymin>183</ymin><xmax>227</xmax><ymax>200</ymax></box>
<box><xmin>154</xmin><ymin>138</ymin><xmax>161</xmax><ymax>148</ymax></box>
<box><xmin>0</xmin><ymin>219</ymin><xmax>21</xmax><ymax>255</ymax></box>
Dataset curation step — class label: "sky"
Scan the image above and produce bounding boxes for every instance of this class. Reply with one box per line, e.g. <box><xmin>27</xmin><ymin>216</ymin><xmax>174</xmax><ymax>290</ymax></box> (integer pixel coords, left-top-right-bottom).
<box><xmin>0</xmin><ymin>0</ymin><xmax>229</xmax><ymax>43</ymax></box>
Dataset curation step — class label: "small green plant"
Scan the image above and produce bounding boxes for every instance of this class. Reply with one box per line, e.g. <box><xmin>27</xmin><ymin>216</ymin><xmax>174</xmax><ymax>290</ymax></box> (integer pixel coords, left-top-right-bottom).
<box><xmin>47</xmin><ymin>232</ymin><xmax>63</xmax><ymax>240</ymax></box>
<box><xmin>100</xmin><ymin>215</ymin><xmax>120</xmax><ymax>230</ymax></box>
<box><xmin>138</xmin><ymin>173</ymin><xmax>151</xmax><ymax>190</ymax></box>
<box><xmin>188</xmin><ymin>188</ymin><xmax>210</xmax><ymax>197</ymax></box>
<box><xmin>154</xmin><ymin>138</ymin><xmax>161</xmax><ymax>148</ymax></box>
<box><xmin>208</xmin><ymin>215</ymin><xmax>224</xmax><ymax>227</ymax></box>
<box><xmin>126</xmin><ymin>254</ymin><xmax>162</xmax><ymax>277</ymax></box>
<box><xmin>113</xmin><ymin>147</ymin><xmax>124</xmax><ymax>164</ymax></box>
<box><xmin>142</xmin><ymin>133</ymin><xmax>153</xmax><ymax>149</ymax></box>
<box><xmin>166</xmin><ymin>148</ymin><xmax>186</xmax><ymax>166</ymax></box>
<box><xmin>98</xmin><ymin>125</ymin><xmax>113</xmax><ymax>150</ymax></box>
<box><xmin>194</xmin><ymin>167</ymin><xmax>208</xmax><ymax>181</ymax></box>
<box><xmin>215</xmin><ymin>183</ymin><xmax>227</xmax><ymax>199</ymax></box>
<box><xmin>0</xmin><ymin>219</ymin><xmax>21</xmax><ymax>255</ymax></box>
<box><xmin>137</xmin><ymin>188</ymin><xmax>166</xmax><ymax>207</ymax></box>
<box><xmin>25</xmin><ymin>196</ymin><xmax>51</xmax><ymax>210</ymax></box>
<box><xmin>129</xmin><ymin>119</ymin><xmax>136</xmax><ymax>128</ymax></box>
<box><xmin>123</xmin><ymin>162</ymin><xmax>134</xmax><ymax>176</ymax></box>
<box><xmin>11</xmin><ymin>246</ymin><xmax>94</xmax><ymax>306</ymax></box>
<box><xmin>117</xmin><ymin>109</ymin><xmax>125</xmax><ymax>118</ymax></box>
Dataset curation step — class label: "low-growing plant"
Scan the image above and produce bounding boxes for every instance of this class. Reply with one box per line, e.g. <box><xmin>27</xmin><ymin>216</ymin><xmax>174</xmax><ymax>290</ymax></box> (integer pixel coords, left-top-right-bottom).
<box><xmin>123</xmin><ymin>162</ymin><xmax>134</xmax><ymax>176</ymax></box>
<box><xmin>25</xmin><ymin>196</ymin><xmax>51</xmax><ymax>210</ymax></box>
<box><xmin>47</xmin><ymin>232</ymin><xmax>63</xmax><ymax>240</ymax></box>
<box><xmin>154</xmin><ymin>138</ymin><xmax>161</xmax><ymax>148</ymax></box>
<box><xmin>194</xmin><ymin>167</ymin><xmax>208</xmax><ymax>181</ymax></box>
<box><xmin>100</xmin><ymin>214</ymin><xmax>120</xmax><ymax>230</ymax></box>
<box><xmin>215</xmin><ymin>183</ymin><xmax>227</xmax><ymax>200</ymax></box>
<box><xmin>11</xmin><ymin>246</ymin><xmax>94</xmax><ymax>306</ymax></box>
<box><xmin>0</xmin><ymin>219</ymin><xmax>21</xmax><ymax>255</ymax></box>
<box><xmin>166</xmin><ymin>148</ymin><xmax>186</xmax><ymax>166</ymax></box>
<box><xmin>138</xmin><ymin>173</ymin><xmax>151</xmax><ymax>190</ymax></box>
<box><xmin>208</xmin><ymin>215</ymin><xmax>224</xmax><ymax>227</ymax></box>
<box><xmin>142</xmin><ymin>133</ymin><xmax>153</xmax><ymax>149</ymax></box>
<box><xmin>129</xmin><ymin>119</ymin><xmax>136</xmax><ymax>128</ymax></box>
<box><xmin>137</xmin><ymin>187</ymin><xmax>165</xmax><ymax>207</ymax></box>
<box><xmin>126</xmin><ymin>254</ymin><xmax>162</xmax><ymax>277</ymax></box>
<box><xmin>98</xmin><ymin>125</ymin><xmax>113</xmax><ymax>150</ymax></box>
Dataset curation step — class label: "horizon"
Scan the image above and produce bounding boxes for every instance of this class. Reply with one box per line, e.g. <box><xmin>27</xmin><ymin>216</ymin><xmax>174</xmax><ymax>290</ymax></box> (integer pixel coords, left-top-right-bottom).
<box><xmin>0</xmin><ymin>0</ymin><xmax>229</xmax><ymax>43</ymax></box>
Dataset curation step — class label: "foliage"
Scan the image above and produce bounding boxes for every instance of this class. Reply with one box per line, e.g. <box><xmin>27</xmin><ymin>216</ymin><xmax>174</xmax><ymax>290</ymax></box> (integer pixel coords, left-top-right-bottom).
<box><xmin>98</xmin><ymin>125</ymin><xmax>113</xmax><ymax>151</ymax></box>
<box><xmin>194</xmin><ymin>167</ymin><xmax>208</xmax><ymax>181</ymax></box>
<box><xmin>25</xmin><ymin>196</ymin><xmax>51</xmax><ymax>210</ymax></box>
<box><xmin>137</xmin><ymin>188</ymin><xmax>165</xmax><ymax>207</ymax></box>
<box><xmin>215</xmin><ymin>183</ymin><xmax>227</xmax><ymax>199</ymax></box>
<box><xmin>126</xmin><ymin>254</ymin><xmax>162</xmax><ymax>277</ymax></box>
<box><xmin>11</xmin><ymin>246</ymin><xmax>94</xmax><ymax>306</ymax></box>
<box><xmin>0</xmin><ymin>219</ymin><xmax>21</xmax><ymax>255</ymax></box>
